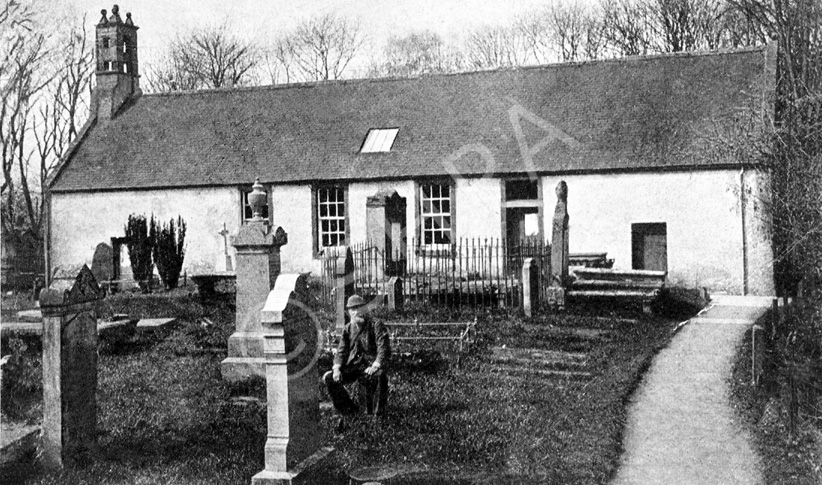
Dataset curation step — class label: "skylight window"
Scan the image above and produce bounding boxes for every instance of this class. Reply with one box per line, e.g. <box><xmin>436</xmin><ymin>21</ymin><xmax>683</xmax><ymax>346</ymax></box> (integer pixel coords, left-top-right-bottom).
<box><xmin>360</xmin><ymin>128</ymin><xmax>399</xmax><ymax>153</ymax></box>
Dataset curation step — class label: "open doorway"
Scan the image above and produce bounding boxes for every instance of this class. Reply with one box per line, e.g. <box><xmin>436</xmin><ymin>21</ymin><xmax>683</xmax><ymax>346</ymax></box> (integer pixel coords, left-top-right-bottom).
<box><xmin>631</xmin><ymin>223</ymin><xmax>667</xmax><ymax>271</ymax></box>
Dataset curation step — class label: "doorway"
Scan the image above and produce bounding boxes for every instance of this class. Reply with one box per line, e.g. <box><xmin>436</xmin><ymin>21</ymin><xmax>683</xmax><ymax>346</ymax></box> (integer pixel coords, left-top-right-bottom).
<box><xmin>631</xmin><ymin>223</ymin><xmax>668</xmax><ymax>271</ymax></box>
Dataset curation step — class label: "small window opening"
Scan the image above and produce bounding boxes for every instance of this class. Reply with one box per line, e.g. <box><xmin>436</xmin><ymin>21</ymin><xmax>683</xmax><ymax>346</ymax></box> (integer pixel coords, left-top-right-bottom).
<box><xmin>505</xmin><ymin>179</ymin><xmax>539</xmax><ymax>200</ymax></box>
<box><xmin>361</xmin><ymin>128</ymin><xmax>399</xmax><ymax>153</ymax></box>
<box><xmin>104</xmin><ymin>61</ymin><xmax>113</xmax><ymax>71</ymax></box>
<box><xmin>123</xmin><ymin>40</ymin><xmax>129</xmax><ymax>54</ymax></box>
<box><xmin>102</xmin><ymin>38</ymin><xmax>110</xmax><ymax>49</ymax></box>
<box><xmin>123</xmin><ymin>63</ymin><xmax>129</xmax><ymax>73</ymax></box>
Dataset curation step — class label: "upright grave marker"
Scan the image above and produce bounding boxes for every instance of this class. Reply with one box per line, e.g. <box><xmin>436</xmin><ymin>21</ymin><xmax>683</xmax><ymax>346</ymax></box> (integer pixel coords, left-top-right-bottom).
<box><xmin>40</xmin><ymin>265</ymin><xmax>105</xmax><ymax>469</ymax></box>
<box><xmin>548</xmin><ymin>181</ymin><xmax>569</xmax><ymax>309</ymax></box>
<box><xmin>252</xmin><ymin>273</ymin><xmax>331</xmax><ymax>485</ymax></box>
<box><xmin>334</xmin><ymin>246</ymin><xmax>354</xmax><ymax>333</ymax></box>
<box><xmin>222</xmin><ymin>178</ymin><xmax>288</xmax><ymax>382</ymax></box>
<box><xmin>522</xmin><ymin>258</ymin><xmax>539</xmax><ymax>317</ymax></box>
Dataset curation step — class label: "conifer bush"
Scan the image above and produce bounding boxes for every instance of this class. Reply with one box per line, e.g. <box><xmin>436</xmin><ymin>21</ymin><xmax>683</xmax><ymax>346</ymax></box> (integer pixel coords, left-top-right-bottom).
<box><xmin>152</xmin><ymin>215</ymin><xmax>187</xmax><ymax>290</ymax></box>
<box><xmin>125</xmin><ymin>214</ymin><xmax>154</xmax><ymax>292</ymax></box>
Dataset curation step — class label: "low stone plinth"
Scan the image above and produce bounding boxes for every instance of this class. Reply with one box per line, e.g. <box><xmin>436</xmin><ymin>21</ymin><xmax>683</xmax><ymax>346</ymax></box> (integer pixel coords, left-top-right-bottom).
<box><xmin>136</xmin><ymin>318</ymin><xmax>177</xmax><ymax>333</ymax></box>
<box><xmin>1</xmin><ymin>322</ymin><xmax>42</xmax><ymax>337</ymax></box>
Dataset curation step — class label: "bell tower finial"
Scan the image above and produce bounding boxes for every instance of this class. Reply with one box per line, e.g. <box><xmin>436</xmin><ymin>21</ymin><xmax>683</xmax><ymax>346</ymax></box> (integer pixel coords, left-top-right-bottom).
<box><xmin>94</xmin><ymin>4</ymin><xmax>140</xmax><ymax>120</ymax></box>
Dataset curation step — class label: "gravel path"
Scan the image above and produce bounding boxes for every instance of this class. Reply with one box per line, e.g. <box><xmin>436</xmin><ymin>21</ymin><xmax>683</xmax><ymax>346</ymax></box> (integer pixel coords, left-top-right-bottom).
<box><xmin>612</xmin><ymin>296</ymin><xmax>770</xmax><ymax>485</ymax></box>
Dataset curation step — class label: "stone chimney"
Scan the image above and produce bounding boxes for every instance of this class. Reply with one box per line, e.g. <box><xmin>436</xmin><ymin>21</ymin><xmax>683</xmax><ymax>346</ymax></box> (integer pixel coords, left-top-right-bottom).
<box><xmin>93</xmin><ymin>5</ymin><xmax>140</xmax><ymax>120</ymax></box>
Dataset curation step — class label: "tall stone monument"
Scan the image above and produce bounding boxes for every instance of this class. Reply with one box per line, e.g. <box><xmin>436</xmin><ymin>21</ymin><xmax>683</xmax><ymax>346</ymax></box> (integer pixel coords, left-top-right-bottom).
<box><xmin>40</xmin><ymin>265</ymin><xmax>105</xmax><ymax>469</ymax></box>
<box><xmin>365</xmin><ymin>190</ymin><xmax>407</xmax><ymax>277</ymax></box>
<box><xmin>252</xmin><ymin>273</ymin><xmax>331</xmax><ymax>485</ymax></box>
<box><xmin>548</xmin><ymin>181</ymin><xmax>569</xmax><ymax>309</ymax></box>
<box><xmin>222</xmin><ymin>178</ymin><xmax>288</xmax><ymax>382</ymax></box>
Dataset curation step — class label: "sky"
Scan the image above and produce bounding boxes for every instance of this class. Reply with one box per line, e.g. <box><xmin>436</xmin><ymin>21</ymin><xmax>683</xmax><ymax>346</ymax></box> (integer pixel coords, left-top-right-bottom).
<box><xmin>51</xmin><ymin>0</ymin><xmax>555</xmax><ymax>76</ymax></box>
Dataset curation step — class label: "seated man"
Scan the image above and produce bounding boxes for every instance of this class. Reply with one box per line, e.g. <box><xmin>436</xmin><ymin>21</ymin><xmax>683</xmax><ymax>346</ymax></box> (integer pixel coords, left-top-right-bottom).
<box><xmin>323</xmin><ymin>295</ymin><xmax>390</xmax><ymax>429</ymax></box>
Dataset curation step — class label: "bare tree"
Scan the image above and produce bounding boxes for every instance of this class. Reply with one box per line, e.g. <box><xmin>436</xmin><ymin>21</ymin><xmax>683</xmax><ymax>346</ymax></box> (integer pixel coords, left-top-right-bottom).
<box><xmin>283</xmin><ymin>14</ymin><xmax>365</xmax><ymax>82</ymax></box>
<box><xmin>1</xmin><ymin>0</ymin><xmax>53</xmax><ymax>234</ymax></box>
<box><xmin>145</xmin><ymin>23</ymin><xmax>259</xmax><ymax>92</ymax></box>
<box><xmin>463</xmin><ymin>25</ymin><xmax>532</xmax><ymax>69</ymax></box>
<box><xmin>600</xmin><ymin>0</ymin><xmax>656</xmax><ymax>55</ymax></box>
<box><xmin>259</xmin><ymin>37</ymin><xmax>297</xmax><ymax>84</ymax></box>
<box><xmin>368</xmin><ymin>31</ymin><xmax>462</xmax><ymax>78</ymax></box>
<box><xmin>34</xmin><ymin>16</ymin><xmax>92</xmax><ymax>199</ymax></box>
<box><xmin>647</xmin><ymin>0</ymin><xmax>729</xmax><ymax>52</ymax></box>
<box><xmin>518</xmin><ymin>3</ymin><xmax>605</xmax><ymax>63</ymax></box>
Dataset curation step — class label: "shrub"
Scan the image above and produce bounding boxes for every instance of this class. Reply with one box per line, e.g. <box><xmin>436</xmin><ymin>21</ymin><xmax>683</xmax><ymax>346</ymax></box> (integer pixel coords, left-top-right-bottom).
<box><xmin>124</xmin><ymin>214</ymin><xmax>154</xmax><ymax>292</ymax></box>
<box><xmin>152</xmin><ymin>215</ymin><xmax>187</xmax><ymax>290</ymax></box>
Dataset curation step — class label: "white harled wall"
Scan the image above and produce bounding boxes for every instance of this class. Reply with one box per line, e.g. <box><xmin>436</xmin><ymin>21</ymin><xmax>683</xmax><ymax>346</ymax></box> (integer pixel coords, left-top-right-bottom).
<box><xmin>50</xmin><ymin>187</ymin><xmax>239</xmax><ymax>277</ymax></box>
<box><xmin>49</xmin><ymin>168</ymin><xmax>773</xmax><ymax>295</ymax></box>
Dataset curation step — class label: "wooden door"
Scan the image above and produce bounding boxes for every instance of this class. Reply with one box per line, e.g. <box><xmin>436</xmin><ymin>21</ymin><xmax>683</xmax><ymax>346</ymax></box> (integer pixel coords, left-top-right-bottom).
<box><xmin>632</xmin><ymin>223</ymin><xmax>667</xmax><ymax>271</ymax></box>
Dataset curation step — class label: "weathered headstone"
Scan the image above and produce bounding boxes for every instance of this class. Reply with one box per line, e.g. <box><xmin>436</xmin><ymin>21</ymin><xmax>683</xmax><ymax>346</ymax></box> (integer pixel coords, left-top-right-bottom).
<box><xmin>334</xmin><ymin>246</ymin><xmax>354</xmax><ymax>333</ymax></box>
<box><xmin>251</xmin><ymin>273</ymin><xmax>331</xmax><ymax>485</ymax></box>
<box><xmin>522</xmin><ymin>258</ymin><xmax>539</xmax><ymax>317</ymax></box>
<box><xmin>366</xmin><ymin>190</ymin><xmax>407</xmax><ymax>277</ymax></box>
<box><xmin>386</xmin><ymin>276</ymin><xmax>403</xmax><ymax>311</ymax></box>
<box><xmin>548</xmin><ymin>181</ymin><xmax>569</xmax><ymax>310</ymax></box>
<box><xmin>39</xmin><ymin>265</ymin><xmax>104</xmax><ymax>469</ymax></box>
<box><xmin>90</xmin><ymin>243</ymin><xmax>113</xmax><ymax>287</ymax></box>
<box><xmin>222</xmin><ymin>179</ymin><xmax>288</xmax><ymax>382</ymax></box>
<box><xmin>550</xmin><ymin>181</ymin><xmax>569</xmax><ymax>284</ymax></box>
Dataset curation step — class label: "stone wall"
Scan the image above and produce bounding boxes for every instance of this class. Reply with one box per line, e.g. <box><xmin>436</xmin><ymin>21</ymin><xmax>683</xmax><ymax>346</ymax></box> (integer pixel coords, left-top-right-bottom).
<box><xmin>49</xmin><ymin>167</ymin><xmax>774</xmax><ymax>295</ymax></box>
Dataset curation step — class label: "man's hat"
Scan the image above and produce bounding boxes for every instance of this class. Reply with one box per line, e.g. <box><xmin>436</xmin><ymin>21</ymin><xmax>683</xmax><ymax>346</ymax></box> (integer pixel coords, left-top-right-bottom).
<box><xmin>345</xmin><ymin>295</ymin><xmax>367</xmax><ymax>309</ymax></box>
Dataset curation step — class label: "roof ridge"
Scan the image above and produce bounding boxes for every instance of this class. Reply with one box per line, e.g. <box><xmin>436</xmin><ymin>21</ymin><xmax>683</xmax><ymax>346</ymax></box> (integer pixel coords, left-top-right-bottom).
<box><xmin>142</xmin><ymin>44</ymin><xmax>770</xmax><ymax>99</ymax></box>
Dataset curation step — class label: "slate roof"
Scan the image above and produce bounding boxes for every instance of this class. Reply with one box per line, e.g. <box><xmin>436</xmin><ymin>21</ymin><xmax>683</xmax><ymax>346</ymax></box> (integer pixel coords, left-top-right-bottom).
<box><xmin>50</xmin><ymin>45</ymin><xmax>775</xmax><ymax>193</ymax></box>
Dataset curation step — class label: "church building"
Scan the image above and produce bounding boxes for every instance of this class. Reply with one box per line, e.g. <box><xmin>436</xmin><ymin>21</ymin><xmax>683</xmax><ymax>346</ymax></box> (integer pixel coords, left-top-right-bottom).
<box><xmin>46</xmin><ymin>6</ymin><xmax>778</xmax><ymax>295</ymax></box>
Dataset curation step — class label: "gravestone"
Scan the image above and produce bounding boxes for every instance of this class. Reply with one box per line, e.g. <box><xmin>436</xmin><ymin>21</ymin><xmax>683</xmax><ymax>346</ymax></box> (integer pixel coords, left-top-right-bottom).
<box><xmin>90</xmin><ymin>243</ymin><xmax>113</xmax><ymax>287</ymax></box>
<box><xmin>334</xmin><ymin>246</ymin><xmax>355</xmax><ymax>333</ymax></box>
<box><xmin>252</xmin><ymin>273</ymin><xmax>331</xmax><ymax>485</ymax></box>
<box><xmin>522</xmin><ymin>258</ymin><xmax>539</xmax><ymax>317</ymax></box>
<box><xmin>39</xmin><ymin>265</ymin><xmax>104</xmax><ymax>469</ymax></box>
<box><xmin>386</xmin><ymin>276</ymin><xmax>403</xmax><ymax>311</ymax></box>
<box><xmin>366</xmin><ymin>190</ymin><xmax>407</xmax><ymax>277</ymax></box>
<box><xmin>548</xmin><ymin>181</ymin><xmax>569</xmax><ymax>310</ymax></box>
<box><xmin>222</xmin><ymin>179</ymin><xmax>289</xmax><ymax>382</ymax></box>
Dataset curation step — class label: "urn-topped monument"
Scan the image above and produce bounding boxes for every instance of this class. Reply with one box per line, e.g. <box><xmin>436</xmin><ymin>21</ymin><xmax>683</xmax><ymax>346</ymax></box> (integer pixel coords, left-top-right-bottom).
<box><xmin>221</xmin><ymin>178</ymin><xmax>288</xmax><ymax>382</ymax></box>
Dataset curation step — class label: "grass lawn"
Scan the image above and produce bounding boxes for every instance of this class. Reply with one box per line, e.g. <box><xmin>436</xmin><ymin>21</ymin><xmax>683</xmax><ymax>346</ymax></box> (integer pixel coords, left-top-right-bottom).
<box><xmin>728</xmin><ymin>312</ymin><xmax>822</xmax><ymax>485</ymax></box>
<box><xmin>1</xmin><ymin>290</ymin><xmax>689</xmax><ymax>484</ymax></box>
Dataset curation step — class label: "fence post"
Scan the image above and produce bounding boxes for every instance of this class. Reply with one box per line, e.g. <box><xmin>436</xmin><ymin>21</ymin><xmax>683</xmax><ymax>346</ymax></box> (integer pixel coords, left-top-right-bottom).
<box><xmin>40</xmin><ymin>265</ymin><xmax>104</xmax><ymax>469</ymax></box>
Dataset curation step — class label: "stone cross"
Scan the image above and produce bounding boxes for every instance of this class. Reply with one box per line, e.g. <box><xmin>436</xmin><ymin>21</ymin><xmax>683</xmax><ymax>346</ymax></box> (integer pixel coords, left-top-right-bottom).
<box><xmin>222</xmin><ymin>179</ymin><xmax>288</xmax><ymax>382</ymax></box>
<box><xmin>251</xmin><ymin>273</ymin><xmax>331</xmax><ymax>485</ymax></box>
<box><xmin>219</xmin><ymin>222</ymin><xmax>233</xmax><ymax>272</ymax></box>
<box><xmin>40</xmin><ymin>265</ymin><xmax>105</xmax><ymax>469</ymax></box>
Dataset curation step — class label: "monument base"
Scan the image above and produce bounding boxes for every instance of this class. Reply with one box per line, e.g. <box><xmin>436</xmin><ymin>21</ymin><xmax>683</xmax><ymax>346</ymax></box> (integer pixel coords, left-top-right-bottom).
<box><xmin>251</xmin><ymin>446</ymin><xmax>334</xmax><ymax>485</ymax></box>
<box><xmin>222</xmin><ymin>332</ymin><xmax>267</xmax><ymax>382</ymax></box>
<box><xmin>221</xmin><ymin>357</ymin><xmax>265</xmax><ymax>382</ymax></box>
